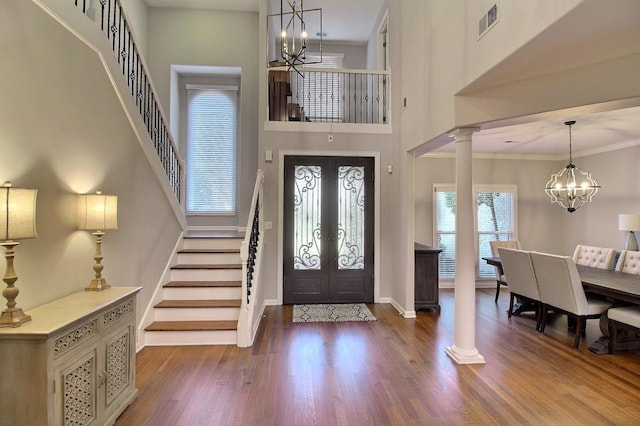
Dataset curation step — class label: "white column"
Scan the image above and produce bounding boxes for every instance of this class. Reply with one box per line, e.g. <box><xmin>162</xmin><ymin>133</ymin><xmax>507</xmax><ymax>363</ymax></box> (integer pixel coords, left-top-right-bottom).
<box><xmin>445</xmin><ymin>127</ymin><xmax>485</xmax><ymax>365</ymax></box>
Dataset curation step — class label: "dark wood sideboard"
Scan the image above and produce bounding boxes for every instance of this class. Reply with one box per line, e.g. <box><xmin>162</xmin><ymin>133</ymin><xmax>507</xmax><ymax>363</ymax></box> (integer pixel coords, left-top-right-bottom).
<box><xmin>415</xmin><ymin>243</ymin><xmax>442</xmax><ymax>313</ymax></box>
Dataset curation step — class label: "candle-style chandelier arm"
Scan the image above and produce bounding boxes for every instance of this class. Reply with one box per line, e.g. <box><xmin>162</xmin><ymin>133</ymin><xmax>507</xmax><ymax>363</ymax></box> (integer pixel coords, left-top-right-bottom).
<box><xmin>545</xmin><ymin>121</ymin><xmax>600</xmax><ymax>213</ymax></box>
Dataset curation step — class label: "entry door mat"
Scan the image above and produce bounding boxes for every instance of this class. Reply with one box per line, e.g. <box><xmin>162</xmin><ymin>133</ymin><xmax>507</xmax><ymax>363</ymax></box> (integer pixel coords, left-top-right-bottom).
<box><xmin>292</xmin><ymin>303</ymin><xmax>376</xmax><ymax>323</ymax></box>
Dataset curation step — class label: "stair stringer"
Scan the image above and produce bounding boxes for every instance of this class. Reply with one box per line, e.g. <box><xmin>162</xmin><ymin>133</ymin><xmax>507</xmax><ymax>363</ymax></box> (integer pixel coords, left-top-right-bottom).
<box><xmin>137</xmin><ymin>231</ymin><xmax>185</xmax><ymax>351</ymax></box>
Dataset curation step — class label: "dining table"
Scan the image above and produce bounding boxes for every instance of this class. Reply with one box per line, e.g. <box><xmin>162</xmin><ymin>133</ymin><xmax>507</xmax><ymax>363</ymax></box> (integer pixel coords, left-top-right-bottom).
<box><xmin>482</xmin><ymin>256</ymin><xmax>640</xmax><ymax>354</ymax></box>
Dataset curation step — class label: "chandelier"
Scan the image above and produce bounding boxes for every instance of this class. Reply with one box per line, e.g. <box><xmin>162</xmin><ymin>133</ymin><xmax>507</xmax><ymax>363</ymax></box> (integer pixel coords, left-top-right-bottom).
<box><xmin>545</xmin><ymin>120</ymin><xmax>600</xmax><ymax>212</ymax></box>
<box><xmin>275</xmin><ymin>0</ymin><xmax>322</xmax><ymax>76</ymax></box>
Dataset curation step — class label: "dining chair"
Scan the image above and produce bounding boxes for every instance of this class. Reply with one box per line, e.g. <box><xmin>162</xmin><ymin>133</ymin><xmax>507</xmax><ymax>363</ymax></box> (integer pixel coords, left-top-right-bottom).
<box><xmin>572</xmin><ymin>245</ymin><xmax>616</xmax><ymax>270</ymax></box>
<box><xmin>608</xmin><ymin>305</ymin><xmax>640</xmax><ymax>354</ymax></box>
<box><xmin>530</xmin><ymin>252</ymin><xmax>612</xmax><ymax>349</ymax></box>
<box><xmin>489</xmin><ymin>240</ymin><xmax>521</xmax><ymax>302</ymax></box>
<box><xmin>498</xmin><ymin>248</ymin><xmax>542</xmax><ymax>330</ymax></box>
<box><xmin>615</xmin><ymin>250</ymin><xmax>640</xmax><ymax>274</ymax></box>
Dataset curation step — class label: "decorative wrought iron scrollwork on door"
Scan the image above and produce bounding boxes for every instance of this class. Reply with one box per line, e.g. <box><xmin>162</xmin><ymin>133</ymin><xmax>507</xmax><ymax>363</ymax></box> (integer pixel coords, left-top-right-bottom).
<box><xmin>284</xmin><ymin>156</ymin><xmax>374</xmax><ymax>304</ymax></box>
<box><xmin>337</xmin><ymin>166</ymin><xmax>365</xmax><ymax>269</ymax></box>
<box><xmin>293</xmin><ymin>165</ymin><xmax>322</xmax><ymax>270</ymax></box>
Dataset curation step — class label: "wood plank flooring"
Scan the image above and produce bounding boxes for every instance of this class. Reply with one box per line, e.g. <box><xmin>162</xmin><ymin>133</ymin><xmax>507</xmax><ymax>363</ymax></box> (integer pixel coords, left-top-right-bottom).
<box><xmin>116</xmin><ymin>289</ymin><xmax>640</xmax><ymax>425</ymax></box>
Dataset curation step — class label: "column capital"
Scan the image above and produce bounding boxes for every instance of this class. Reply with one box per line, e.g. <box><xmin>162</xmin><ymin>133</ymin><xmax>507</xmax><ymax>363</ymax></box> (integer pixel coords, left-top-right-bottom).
<box><xmin>449</xmin><ymin>127</ymin><xmax>480</xmax><ymax>142</ymax></box>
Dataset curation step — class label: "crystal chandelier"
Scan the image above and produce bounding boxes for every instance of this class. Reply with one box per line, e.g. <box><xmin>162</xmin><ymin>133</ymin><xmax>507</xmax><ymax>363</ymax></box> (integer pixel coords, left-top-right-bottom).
<box><xmin>545</xmin><ymin>120</ymin><xmax>600</xmax><ymax>212</ymax></box>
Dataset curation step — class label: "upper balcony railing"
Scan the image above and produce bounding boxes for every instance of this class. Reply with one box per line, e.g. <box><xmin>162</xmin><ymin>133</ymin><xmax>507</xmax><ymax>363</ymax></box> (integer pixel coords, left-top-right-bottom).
<box><xmin>69</xmin><ymin>0</ymin><xmax>183</xmax><ymax>203</ymax></box>
<box><xmin>268</xmin><ymin>67</ymin><xmax>390</xmax><ymax>125</ymax></box>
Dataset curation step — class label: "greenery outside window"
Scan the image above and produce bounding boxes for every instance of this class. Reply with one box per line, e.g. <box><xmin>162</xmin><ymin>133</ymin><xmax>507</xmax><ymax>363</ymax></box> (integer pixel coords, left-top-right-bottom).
<box><xmin>434</xmin><ymin>184</ymin><xmax>517</xmax><ymax>279</ymax></box>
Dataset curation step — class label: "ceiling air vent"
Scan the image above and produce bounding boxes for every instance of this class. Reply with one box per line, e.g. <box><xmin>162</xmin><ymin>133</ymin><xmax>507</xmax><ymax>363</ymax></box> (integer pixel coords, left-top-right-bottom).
<box><xmin>478</xmin><ymin>3</ymin><xmax>499</xmax><ymax>39</ymax></box>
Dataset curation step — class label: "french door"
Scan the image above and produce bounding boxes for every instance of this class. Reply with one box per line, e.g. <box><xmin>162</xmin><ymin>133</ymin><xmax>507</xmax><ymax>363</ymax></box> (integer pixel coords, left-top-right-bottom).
<box><xmin>283</xmin><ymin>156</ymin><xmax>374</xmax><ymax>304</ymax></box>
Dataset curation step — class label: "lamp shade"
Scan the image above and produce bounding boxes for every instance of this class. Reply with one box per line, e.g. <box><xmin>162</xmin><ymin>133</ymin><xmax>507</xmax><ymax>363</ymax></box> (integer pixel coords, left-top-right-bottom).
<box><xmin>78</xmin><ymin>193</ymin><xmax>118</xmax><ymax>231</ymax></box>
<box><xmin>619</xmin><ymin>214</ymin><xmax>640</xmax><ymax>231</ymax></box>
<box><xmin>0</xmin><ymin>185</ymin><xmax>38</xmax><ymax>241</ymax></box>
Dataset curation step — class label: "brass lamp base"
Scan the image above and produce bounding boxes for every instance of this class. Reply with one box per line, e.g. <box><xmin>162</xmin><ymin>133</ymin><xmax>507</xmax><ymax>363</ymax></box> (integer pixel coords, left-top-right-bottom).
<box><xmin>0</xmin><ymin>307</ymin><xmax>31</xmax><ymax>328</ymax></box>
<box><xmin>84</xmin><ymin>231</ymin><xmax>111</xmax><ymax>292</ymax></box>
<box><xmin>85</xmin><ymin>278</ymin><xmax>111</xmax><ymax>292</ymax></box>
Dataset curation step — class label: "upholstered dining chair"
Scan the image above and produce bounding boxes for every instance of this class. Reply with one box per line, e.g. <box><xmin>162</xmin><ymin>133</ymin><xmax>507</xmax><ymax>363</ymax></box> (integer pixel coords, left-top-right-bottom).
<box><xmin>490</xmin><ymin>240</ymin><xmax>521</xmax><ymax>302</ymax></box>
<box><xmin>498</xmin><ymin>248</ymin><xmax>542</xmax><ymax>330</ymax></box>
<box><xmin>615</xmin><ymin>250</ymin><xmax>640</xmax><ymax>274</ymax></box>
<box><xmin>608</xmin><ymin>305</ymin><xmax>640</xmax><ymax>354</ymax></box>
<box><xmin>530</xmin><ymin>252</ymin><xmax>612</xmax><ymax>349</ymax></box>
<box><xmin>573</xmin><ymin>245</ymin><xmax>616</xmax><ymax>270</ymax></box>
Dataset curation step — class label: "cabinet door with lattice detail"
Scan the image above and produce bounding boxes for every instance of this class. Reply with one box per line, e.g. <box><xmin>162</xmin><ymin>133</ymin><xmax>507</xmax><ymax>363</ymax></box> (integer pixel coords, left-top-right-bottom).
<box><xmin>54</xmin><ymin>347</ymin><xmax>99</xmax><ymax>426</ymax></box>
<box><xmin>102</xmin><ymin>325</ymin><xmax>134</xmax><ymax>421</ymax></box>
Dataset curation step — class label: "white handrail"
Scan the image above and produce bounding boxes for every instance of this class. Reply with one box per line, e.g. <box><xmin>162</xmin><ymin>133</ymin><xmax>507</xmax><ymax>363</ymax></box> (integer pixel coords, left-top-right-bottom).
<box><xmin>238</xmin><ymin>170</ymin><xmax>264</xmax><ymax>347</ymax></box>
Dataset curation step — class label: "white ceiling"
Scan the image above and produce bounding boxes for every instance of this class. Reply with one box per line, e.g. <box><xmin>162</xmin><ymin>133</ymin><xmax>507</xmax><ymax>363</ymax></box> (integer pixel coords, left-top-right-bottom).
<box><xmin>144</xmin><ymin>0</ymin><xmax>640</xmax><ymax>159</ymax></box>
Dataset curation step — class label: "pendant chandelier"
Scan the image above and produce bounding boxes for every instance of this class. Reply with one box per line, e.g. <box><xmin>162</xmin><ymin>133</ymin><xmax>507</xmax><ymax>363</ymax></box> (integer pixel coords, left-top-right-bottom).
<box><xmin>276</xmin><ymin>0</ymin><xmax>322</xmax><ymax>76</ymax></box>
<box><xmin>545</xmin><ymin>120</ymin><xmax>600</xmax><ymax>212</ymax></box>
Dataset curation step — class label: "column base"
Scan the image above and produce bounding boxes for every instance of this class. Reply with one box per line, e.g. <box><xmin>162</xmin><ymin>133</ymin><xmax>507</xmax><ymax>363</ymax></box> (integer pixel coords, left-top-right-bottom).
<box><xmin>445</xmin><ymin>344</ymin><xmax>486</xmax><ymax>365</ymax></box>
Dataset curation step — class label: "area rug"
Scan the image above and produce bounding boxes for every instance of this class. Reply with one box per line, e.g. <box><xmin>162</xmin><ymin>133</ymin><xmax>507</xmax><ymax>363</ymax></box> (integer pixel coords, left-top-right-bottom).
<box><xmin>292</xmin><ymin>303</ymin><xmax>376</xmax><ymax>323</ymax></box>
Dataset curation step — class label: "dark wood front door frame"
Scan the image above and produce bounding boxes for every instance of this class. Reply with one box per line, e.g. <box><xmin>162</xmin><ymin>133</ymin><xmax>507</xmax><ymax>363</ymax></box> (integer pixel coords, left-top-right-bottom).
<box><xmin>283</xmin><ymin>155</ymin><xmax>375</xmax><ymax>305</ymax></box>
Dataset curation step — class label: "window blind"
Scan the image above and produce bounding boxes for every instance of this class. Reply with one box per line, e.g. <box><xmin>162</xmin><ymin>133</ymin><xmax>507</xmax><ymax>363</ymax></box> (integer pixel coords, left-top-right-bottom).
<box><xmin>186</xmin><ymin>85</ymin><xmax>237</xmax><ymax>214</ymax></box>
<box><xmin>433</xmin><ymin>185</ymin><xmax>517</xmax><ymax>279</ymax></box>
<box><xmin>296</xmin><ymin>53</ymin><xmax>344</xmax><ymax>122</ymax></box>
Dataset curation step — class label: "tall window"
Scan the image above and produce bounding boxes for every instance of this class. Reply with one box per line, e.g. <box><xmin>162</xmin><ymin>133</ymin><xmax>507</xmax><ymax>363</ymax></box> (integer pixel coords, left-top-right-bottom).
<box><xmin>434</xmin><ymin>184</ymin><xmax>517</xmax><ymax>279</ymax></box>
<box><xmin>186</xmin><ymin>85</ymin><xmax>237</xmax><ymax>214</ymax></box>
<box><xmin>293</xmin><ymin>53</ymin><xmax>344</xmax><ymax>122</ymax></box>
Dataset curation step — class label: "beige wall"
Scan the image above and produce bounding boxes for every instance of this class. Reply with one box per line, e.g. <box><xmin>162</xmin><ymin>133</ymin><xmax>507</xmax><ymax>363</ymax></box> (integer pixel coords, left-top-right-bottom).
<box><xmin>258</xmin><ymin>131</ymin><xmax>395</xmax><ymax>303</ymax></box>
<box><xmin>0</xmin><ymin>1</ymin><xmax>181</xmax><ymax>318</ymax></box>
<box><xmin>147</xmin><ymin>7</ymin><xmax>260</xmax><ymax>229</ymax></box>
<box><xmin>415</xmin><ymin>145</ymin><xmax>640</xmax><ymax>276</ymax></box>
<box><xmin>401</xmin><ymin>0</ymin><xmax>640</xmax><ymax>150</ymax></box>
<box><xmin>121</xmin><ymin>0</ymin><xmax>149</xmax><ymax>56</ymax></box>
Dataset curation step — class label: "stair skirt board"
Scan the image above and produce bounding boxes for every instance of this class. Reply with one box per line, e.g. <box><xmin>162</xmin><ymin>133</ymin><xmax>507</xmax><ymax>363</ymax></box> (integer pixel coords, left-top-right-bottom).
<box><xmin>162</xmin><ymin>287</ymin><xmax>242</xmax><ymax>300</ymax></box>
<box><xmin>145</xmin><ymin>329</ymin><xmax>238</xmax><ymax>346</ymax></box>
<box><xmin>154</xmin><ymin>307</ymin><xmax>240</xmax><ymax>321</ymax></box>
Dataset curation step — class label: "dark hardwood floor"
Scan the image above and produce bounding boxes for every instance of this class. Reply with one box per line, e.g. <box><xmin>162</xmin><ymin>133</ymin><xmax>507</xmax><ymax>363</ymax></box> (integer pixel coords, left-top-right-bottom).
<box><xmin>115</xmin><ymin>289</ymin><xmax>640</xmax><ymax>425</ymax></box>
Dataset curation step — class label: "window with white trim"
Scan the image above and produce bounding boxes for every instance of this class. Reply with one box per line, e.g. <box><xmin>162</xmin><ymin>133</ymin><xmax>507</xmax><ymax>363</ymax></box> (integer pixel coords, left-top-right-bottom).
<box><xmin>186</xmin><ymin>85</ymin><xmax>238</xmax><ymax>214</ymax></box>
<box><xmin>434</xmin><ymin>184</ymin><xmax>517</xmax><ymax>279</ymax></box>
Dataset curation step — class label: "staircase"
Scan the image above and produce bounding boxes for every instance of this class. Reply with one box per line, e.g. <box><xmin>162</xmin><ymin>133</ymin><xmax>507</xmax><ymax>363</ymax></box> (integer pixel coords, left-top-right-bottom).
<box><xmin>144</xmin><ymin>232</ymin><xmax>244</xmax><ymax>346</ymax></box>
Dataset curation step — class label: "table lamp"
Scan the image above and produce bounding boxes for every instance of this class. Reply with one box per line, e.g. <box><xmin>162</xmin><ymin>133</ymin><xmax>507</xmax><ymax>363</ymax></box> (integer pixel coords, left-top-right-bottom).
<box><xmin>78</xmin><ymin>191</ymin><xmax>118</xmax><ymax>291</ymax></box>
<box><xmin>0</xmin><ymin>182</ymin><xmax>37</xmax><ymax>327</ymax></box>
<box><xmin>618</xmin><ymin>214</ymin><xmax>640</xmax><ymax>251</ymax></box>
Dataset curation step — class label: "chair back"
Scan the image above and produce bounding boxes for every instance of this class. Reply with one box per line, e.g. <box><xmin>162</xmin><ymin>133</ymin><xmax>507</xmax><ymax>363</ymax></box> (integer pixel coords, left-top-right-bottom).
<box><xmin>530</xmin><ymin>252</ymin><xmax>589</xmax><ymax>315</ymax></box>
<box><xmin>572</xmin><ymin>245</ymin><xmax>616</xmax><ymax>270</ymax></box>
<box><xmin>489</xmin><ymin>240</ymin><xmax>521</xmax><ymax>281</ymax></box>
<box><xmin>615</xmin><ymin>250</ymin><xmax>640</xmax><ymax>274</ymax></box>
<box><xmin>498</xmin><ymin>248</ymin><xmax>540</xmax><ymax>301</ymax></box>
<box><xmin>490</xmin><ymin>240</ymin><xmax>521</xmax><ymax>257</ymax></box>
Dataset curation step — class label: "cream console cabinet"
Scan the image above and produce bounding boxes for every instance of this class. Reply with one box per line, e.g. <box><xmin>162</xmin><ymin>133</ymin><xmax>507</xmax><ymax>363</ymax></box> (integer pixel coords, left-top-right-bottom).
<box><xmin>0</xmin><ymin>287</ymin><xmax>141</xmax><ymax>426</ymax></box>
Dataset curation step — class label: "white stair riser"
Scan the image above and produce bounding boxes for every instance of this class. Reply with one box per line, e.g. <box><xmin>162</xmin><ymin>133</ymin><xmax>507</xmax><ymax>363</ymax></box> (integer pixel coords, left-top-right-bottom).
<box><xmin>163</xmin><ymin>286</ymin><xmax>242</xmax><ymax>300</ymax></box>
<box><xmin>145</xmin><ymin>330</ymin><xmax>237</xmax><ymax>346</ymax></box>
<box><xmin>170</xmin><ymin>268</ymin><xmax>242</xmax><ymax>282</ymax></box>
<box><xmin>177</xmin><ymin>252</ymin><xmax>241</xmax><ymax>264</ymax></box>
<box><xmin>182</xmin><ymin>238</ymin><xmax>242</xmax><ymax>251</ymax></box>
<box><xmin>154</xmin><ymin>307</ymin><xmax>240</xmax><ymax>321</ymax></box>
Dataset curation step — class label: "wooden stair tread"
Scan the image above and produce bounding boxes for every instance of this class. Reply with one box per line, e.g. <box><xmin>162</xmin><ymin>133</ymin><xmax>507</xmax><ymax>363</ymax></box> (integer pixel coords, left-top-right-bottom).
<box><xmin>171</xmin><ymin>264</ymin><xmax>241</xmax><ymax>270</ymax></box>
<box><xmin>178</xmin><ymin>248</ymin><xmax>240</xmax><ymax>254</ymax></box>
<box><xmin>164</xmin><ymin>281</ymin><xmax>242</xmax><ymax>288</ymax></box>
<box><xmin>145</xmin><ymin>321</ymin><xmax>237</xmax><ymax>332</ymax></box>
<box><xmin>155</xmin><ymin>300</ymin><xmax>241</xmax><ymax>309</ymax></box>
